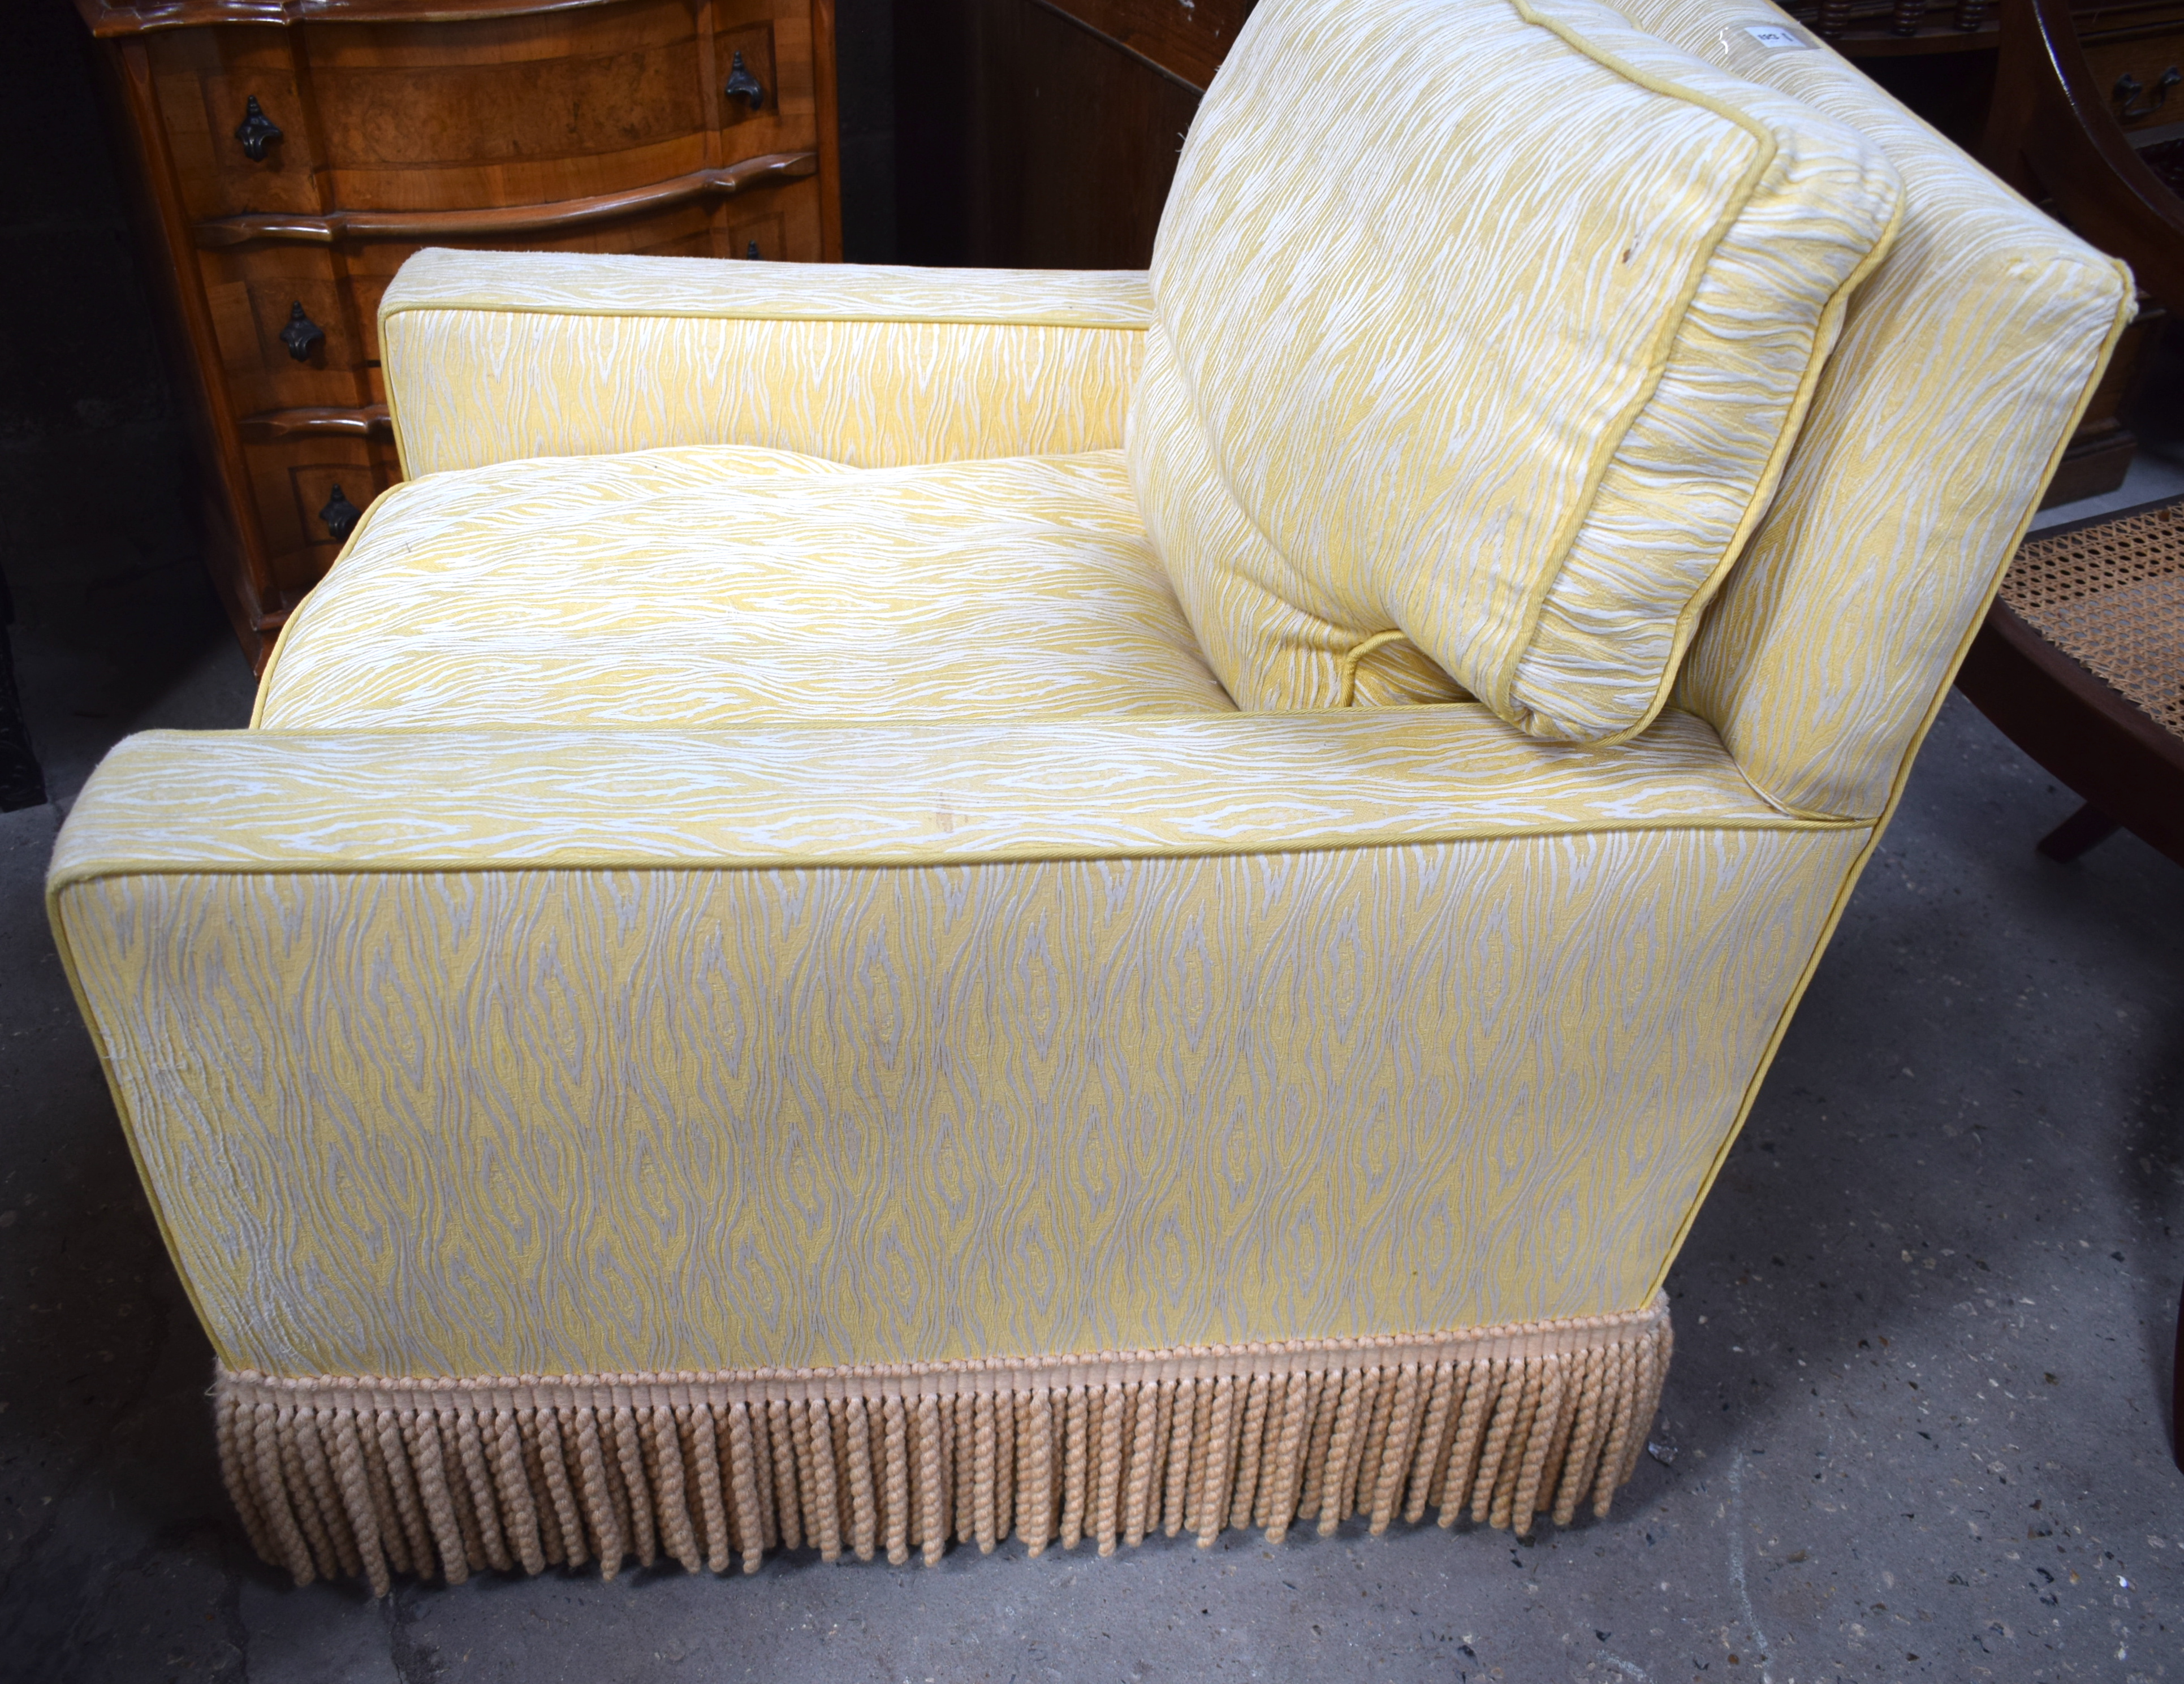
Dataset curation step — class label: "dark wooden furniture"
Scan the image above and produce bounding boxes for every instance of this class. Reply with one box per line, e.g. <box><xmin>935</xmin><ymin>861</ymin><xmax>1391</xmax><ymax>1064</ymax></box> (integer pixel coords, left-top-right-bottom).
<box><xmin>1959</xmin><ymin>498</ymin><xmax>2184</xmax><ymax>867</ymax></box>
<box><xmin>1957</xmin><ymin>0</ymin><xmax>2184</xmax><ymax>1473</ymax></box>
<box><xmin>1979</xmin><ymin>0</ymin><xmax>2183</xmax><ymax>501</ymax></box>
<box><xmin>896</xmin><ymin>0</ymin><xmax>1250</xmax><ymax>270</ymax></box>
<box><xmin>1773</xmin><ymin>0</ymin><xmax>2184</xmax><ymax>500</ymax></box>
<box><xmin>79</xmin><ymin>0</ymin><xmax>843</xmax><ymax>668</ymax></box>
<box><xmin>1980</xmin><ymin>0</ymin><xmax>2184</xmax><ymax>293</ymax></box>
<box><xmin>1781</xmin><ymin>0</ymin><xmax>2179</xmax><ymax>68</ymax></box>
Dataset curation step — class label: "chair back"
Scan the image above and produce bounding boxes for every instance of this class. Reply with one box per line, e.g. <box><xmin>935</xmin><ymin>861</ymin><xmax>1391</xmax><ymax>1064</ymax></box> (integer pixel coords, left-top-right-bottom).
<box><xmin>1614</xmin><ymin>0</ymin><xmax>2131</xmax><ymax>819</ymax></box>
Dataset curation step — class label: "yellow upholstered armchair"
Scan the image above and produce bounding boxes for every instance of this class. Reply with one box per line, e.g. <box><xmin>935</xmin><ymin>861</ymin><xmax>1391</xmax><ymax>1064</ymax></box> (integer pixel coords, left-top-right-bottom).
<box><xmin>49</xmin><ymin>0</ymin><xmax>2126</xmax><ymax>1594</ymax></box>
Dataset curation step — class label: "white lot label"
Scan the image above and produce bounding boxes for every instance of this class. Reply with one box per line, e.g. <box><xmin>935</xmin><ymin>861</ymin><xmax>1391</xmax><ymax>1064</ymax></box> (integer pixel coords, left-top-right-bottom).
<box><xmin>1743</xmin><ymin>23</ymin><xmax>1817</xmax><ymax>49</ymax></box>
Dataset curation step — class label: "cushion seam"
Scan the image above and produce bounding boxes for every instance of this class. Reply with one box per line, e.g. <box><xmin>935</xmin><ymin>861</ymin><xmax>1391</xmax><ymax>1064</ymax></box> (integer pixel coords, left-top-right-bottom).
<box><xmin>1568</xmin><ymin>180</ymin><xmax>1909</xmax><ymax>750</ymax></box>
<box><xmin>1483</xmin><ymin>0</ymin><xmax>1782</xmax><ymax>718</ymax></box>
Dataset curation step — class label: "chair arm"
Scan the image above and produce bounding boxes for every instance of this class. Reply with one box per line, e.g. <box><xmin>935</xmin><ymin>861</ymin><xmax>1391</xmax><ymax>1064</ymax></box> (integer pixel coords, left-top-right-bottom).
<box><xmin>379</xmin><ymin>248</ymin><xmax>1154</xmax><ymax>477</ymax></box>
<box><xmin>1981</xmin><ymin>0</ymin><xmax>2183</xmax><ymax>305</ymax></box>
<box><xmin>50</xmin><ymin>709</ymin><xmax>1866</xmax><ymax>1378</ymax></box>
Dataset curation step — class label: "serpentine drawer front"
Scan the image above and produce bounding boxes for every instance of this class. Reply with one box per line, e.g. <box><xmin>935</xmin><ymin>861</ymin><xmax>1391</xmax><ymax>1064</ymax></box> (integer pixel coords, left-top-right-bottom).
<box><xmin>78</xmin><ymin>0</ymin><xmax>843</xmax><ymax>670</ymax></box>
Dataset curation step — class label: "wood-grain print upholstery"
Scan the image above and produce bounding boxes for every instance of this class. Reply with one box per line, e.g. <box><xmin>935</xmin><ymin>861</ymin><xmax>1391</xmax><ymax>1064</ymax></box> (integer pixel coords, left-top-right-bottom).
<box><xmin>1133</xmin><ymin>0</ymin><xmax>1902</xmax><ymax>742</ymax></box>
<box><xmin>1618</xmin><ymin>0</ymin><xmax>2134</xmax><ymax>819</ymax></box>
<box><xmin>54</xmin><ymin>714</ymin><xmax>1862</xmax><ymax>1378</ymax></box>
<box><xmin>254</xmin><ymin>450</ymin><xmax>1231</xmax><ymax>728</ymax></box>
<box><xmin>381</xmin><ymin>251</ymin><xmax>1153</xmax><ymax>478</ymax></box>
<box><xmin>46</xmin><ymin>0</ymin><xmax>2133</xmax><ymax>1589</ymax></box>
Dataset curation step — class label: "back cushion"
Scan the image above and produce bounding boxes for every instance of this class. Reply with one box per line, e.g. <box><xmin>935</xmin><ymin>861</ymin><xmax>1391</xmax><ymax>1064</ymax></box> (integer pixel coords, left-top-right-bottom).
<box><xmin>1129</xmin><ymin>0</ymin><xmax>1901</xmax><ymax>742</ymax></box>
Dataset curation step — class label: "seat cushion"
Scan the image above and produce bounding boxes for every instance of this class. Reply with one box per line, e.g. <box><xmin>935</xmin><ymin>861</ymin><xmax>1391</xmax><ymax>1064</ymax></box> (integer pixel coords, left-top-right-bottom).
<box><xmin>256</xmin><ymin>447</ymin><xmax>1236</xmax><ymax>729</ymax></box>
<box><xmin>1131</xmin><ymin>0</ymin><xmax>1901</xmax><ymax>742</ymax></box>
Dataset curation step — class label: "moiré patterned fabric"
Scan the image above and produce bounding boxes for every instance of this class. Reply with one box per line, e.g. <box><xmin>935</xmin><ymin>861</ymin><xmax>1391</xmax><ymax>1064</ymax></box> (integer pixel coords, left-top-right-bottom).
<box><xmin>1616</xmin><ymin>0</ymin><xmax>2133</xmax><ymax>819</ymax></box>
<box><xmin>257</xmin><ymin>449</ymin><xmax>1233</xmax><ymax>729</ymax></box>
<box><xmin>1132</xmin><ymin>0</ymin><xmax>1901</xmax><ymax>742</ymax></box>
<box><xmin>41</xmin><ymin>0</ymin><xmax>2136</xmax><ymax>1471</ymax></box>
<box><xmin>52</xmin><ymin>715</ymin><xmax>1863</xmax><ymax>1376</ymax></box>
<box><xmin>58</xmin><ymin>709</ymin><xmax>1823</xmax><ymax>873</ymax></box>
<box><xmin>381</xmin><ymin>251</ymin><xmax>1151</xmax><ymax>478</ymax></box>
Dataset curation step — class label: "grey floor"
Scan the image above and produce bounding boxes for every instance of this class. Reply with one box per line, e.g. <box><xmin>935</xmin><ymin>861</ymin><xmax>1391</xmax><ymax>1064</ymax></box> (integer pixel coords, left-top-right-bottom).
<box><xmin>3</xmin><ymin>470</ymin><xmax>2183</xmax><ymax>1683</ymax></box>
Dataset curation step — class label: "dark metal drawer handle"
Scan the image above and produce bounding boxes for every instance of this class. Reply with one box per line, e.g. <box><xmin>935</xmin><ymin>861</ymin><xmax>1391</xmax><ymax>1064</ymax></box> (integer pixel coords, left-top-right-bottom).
<box><xmin>234</xmin><ymin>96</ymin><xmax>283</xmax><ymax>161</ymax></box>
<box><xmin>279</xmin><ymin>302</ymin><xmax>325</xmax><ymax>362</ymax></box>
<box><xmin>319</xmin><ymin>485</ymin><xmax>361</xmax><ymax>543</ymax></box>
<box><xmin>2115</xmin><ymin>68</ymin><xmax>2181</xmax><ymax>122</ymax></box>
<box><xmin>725</xmin><ymin>50</ymin><xmax>764</xmax><ymax>110</ymax></box>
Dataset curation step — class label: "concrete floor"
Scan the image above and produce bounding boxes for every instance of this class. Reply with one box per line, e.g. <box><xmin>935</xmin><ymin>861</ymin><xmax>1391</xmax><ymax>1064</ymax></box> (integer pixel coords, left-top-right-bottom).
<box><xmin>3</xmin><ymin>490</ymin><xmax>2183</xmax><ymax>1684</ymax></box>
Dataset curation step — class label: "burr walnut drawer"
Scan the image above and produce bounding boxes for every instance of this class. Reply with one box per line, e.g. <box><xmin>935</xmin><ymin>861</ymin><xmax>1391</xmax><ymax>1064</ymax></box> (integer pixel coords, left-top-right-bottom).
<box><xmin>79</xmin><ymin>0</ymin><xmax>841</xmax><ymax>667</ymax></box>
<box><xmin>144</xmin><ymin>0</ymin><xmax>817</xmax><ymax>224</ymax></box>
<box><xmin>196</xmin><ymin>184</ymin><xmax>814</xmax><ymax>417</ymax></box>
<box><xmin>241</xmin><ymin>433</ymin><xmax>403</xmax><ymax>608</ymax></box>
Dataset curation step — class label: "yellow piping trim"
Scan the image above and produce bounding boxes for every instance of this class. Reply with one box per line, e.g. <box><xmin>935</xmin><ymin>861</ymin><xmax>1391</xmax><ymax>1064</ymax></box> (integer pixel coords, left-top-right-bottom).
<box><xmin>1489</xmin><ymin>0</ymin><xmax>1782</xmax><ymax>717</ymax></box>
<box><xmin>46</xmin><ymin>813</ymin><xmax>1861</xmax><ymax>899</ymax></box>
<box><xmin>1336</xmin><ymin>630</ymin><xmax>1410</xmax><ymax>705</ymax></box>
<box><xmin>249</xmin><ymin>480</ymin><xmax>405</xmax><ymax>728</ymax></box>
<box><xmin>1571</xmin><ymin>183</ymin><xmax>1907</xmax><ymax>752</ymax></box>
<box><xmin>375</xmin><ymin>260</ymin><xmax>1155</xmax><ymax>334</ymax></box>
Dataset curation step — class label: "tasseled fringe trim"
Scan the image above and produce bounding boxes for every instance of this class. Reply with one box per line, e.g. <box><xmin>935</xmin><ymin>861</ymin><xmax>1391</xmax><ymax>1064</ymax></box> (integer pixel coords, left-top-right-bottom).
<box><xmin>215</xmin><ymin>1296</ymin><xmax>1669</xmax><ymax>1596</ymax></box>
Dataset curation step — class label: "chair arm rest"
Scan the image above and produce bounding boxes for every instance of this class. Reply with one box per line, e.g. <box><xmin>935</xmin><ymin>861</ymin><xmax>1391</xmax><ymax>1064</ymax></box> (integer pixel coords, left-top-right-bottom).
<box><xmin>379</xmin><ymin>248</ymin><xmax>1153</xmax><ymax>477</ymax></box>
<box><xmin>50</xmin><ymin>708</ymin><xmax>1866</xmax><ymax>1377</ymax></box>
<box><xmin>52</xmin><ymin>709</ymin><xmax>1835</xmax><ymax>884</ymax></box>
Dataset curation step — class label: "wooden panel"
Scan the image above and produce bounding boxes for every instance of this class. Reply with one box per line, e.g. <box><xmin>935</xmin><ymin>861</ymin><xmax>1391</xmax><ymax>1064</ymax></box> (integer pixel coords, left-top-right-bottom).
<box><xmin>897</xmin><ymin>0</ymin><xmax>1201</xmax><ymax>270</ymax></box>
<box><xmin>144</xmin><ymin>25</ymin><xmax>322</xmax><ymax>220</ymax></box>
<box><xmin>2081</xmin><ymin>23</ymin><xmax>2184</xmax><ymax>132</ymax></box>
<box><xmin>197</xmin><ymin>243</ymin><xmax>361</xmax><ymax>413</ymax></box>
<box><xmin>1031</xmin><ymin>0</ymin><xmax>1254</xmax><ymax>89</ymax></box>
<box><xmin>241</xmin><ymin>431</ymin><xmax>402</xmax><ymax>608</ymax></box>
<box><xmin>189</xmin><ymin>151</ymin><xmax>815</xmax><ymax>243</ymax></box>
<box><xmin>1776</xmin><ymin>0</ymin><xmax>2183</xmax><ymax>55</ymax></box>
<box><xmin>143</xmin><ymin>0</ymin><xmax>818</xmax><ymax>220</ymax></box>
<box><xmin>84</xmin><ymin>0</ymin><xmax>840</xmax><ymax>669</ymax></box>
<box><xmin>304</xmin><ymin>1</ymin><xmax>712</xmax><ymax>208</ymax></box>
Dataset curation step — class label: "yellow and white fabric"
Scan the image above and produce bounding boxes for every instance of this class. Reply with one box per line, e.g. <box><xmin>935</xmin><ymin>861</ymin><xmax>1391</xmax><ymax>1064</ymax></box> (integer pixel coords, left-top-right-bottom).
<box><xmin>1617</xmin><ymin>0</ymin><xmax>2133</xmax><ymax>818</ymax></box>
<box><xmin>380</xmin><ymin>252</ymin><xmax>1151</xmax><ymax>478</ymax></box>
<box><xmin>254</xmin><ymin>450</ymin><xmax>1231</xmax><ymax>729</ymax></box>
<box><xmin>44</xmin><ymin>0</ymin><xmax>2135</xmax><ymax>1590</ymax></box>
<box><xmin>1135</xmin><ymin>0</ymin><xmax>1902</xmax><ymax>742</ymax></box>
<box><xmin>53</xmin><ymin>711</ymin><xmax>1861</xmax><ymax>1378</ymax></box>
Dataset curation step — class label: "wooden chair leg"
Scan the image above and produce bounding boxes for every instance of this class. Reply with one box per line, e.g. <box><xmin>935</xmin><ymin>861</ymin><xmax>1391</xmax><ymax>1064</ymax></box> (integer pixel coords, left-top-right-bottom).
<box><xmin>2037</xmin><ymin>801</ymin><xmax>2119</xmax><ymax>862</ymax></box>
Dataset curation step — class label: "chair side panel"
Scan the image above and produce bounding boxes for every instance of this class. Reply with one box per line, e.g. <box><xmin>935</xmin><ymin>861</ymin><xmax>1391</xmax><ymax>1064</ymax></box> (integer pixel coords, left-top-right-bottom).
<box><xmin>57</xmin><ymin>827</ymin><xmax>1862</xmax><ymax>1380</ymax></box>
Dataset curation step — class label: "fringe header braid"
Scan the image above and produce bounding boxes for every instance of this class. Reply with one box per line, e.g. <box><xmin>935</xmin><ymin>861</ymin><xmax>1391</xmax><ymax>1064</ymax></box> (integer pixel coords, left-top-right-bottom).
<box><xmin>215</xmin><ymin>1298</ymin><xmax>1670</xmax><ymax>1596</ymax></box>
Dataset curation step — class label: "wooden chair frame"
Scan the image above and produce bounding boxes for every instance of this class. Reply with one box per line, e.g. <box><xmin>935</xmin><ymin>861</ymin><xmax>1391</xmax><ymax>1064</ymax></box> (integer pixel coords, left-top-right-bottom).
<box><xmin>1967</xmin><ymin>0</ymin><xmax>2184</xmax><ymax>1470</ymax></box>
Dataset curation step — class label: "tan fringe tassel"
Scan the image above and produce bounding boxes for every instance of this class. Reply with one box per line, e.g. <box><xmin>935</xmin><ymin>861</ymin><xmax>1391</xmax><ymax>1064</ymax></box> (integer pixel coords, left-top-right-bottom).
<box><xmin>215</xmin><ymin>1297</ymin><xmax>1670</xmax><ymax>1592</ymax></box>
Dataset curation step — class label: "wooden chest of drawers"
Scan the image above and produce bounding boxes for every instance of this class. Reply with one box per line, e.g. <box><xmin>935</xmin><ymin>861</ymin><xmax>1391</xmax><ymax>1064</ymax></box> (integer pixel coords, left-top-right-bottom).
<box><xmin>79</xmin><ymin>0</ymin><xmax>842</xmax><ymax>668</ymax></box>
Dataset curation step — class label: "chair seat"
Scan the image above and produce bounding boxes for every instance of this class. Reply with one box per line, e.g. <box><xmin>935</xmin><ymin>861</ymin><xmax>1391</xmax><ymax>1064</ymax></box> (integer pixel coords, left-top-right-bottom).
<box><xmin>2000</xmin><ymin>495</ymin><xmax>2184</xmax><ymax>740</ymax></box>
<box><xmin>257</xmin><ymin>446</ymin><xmax>1236</xmax><ymax>729</ymax></box>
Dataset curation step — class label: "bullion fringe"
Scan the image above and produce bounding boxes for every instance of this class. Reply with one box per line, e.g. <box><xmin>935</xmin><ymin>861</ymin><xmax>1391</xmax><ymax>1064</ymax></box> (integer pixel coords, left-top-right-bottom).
<box><xmin>214</xmin><ymin>1297</ymin><xmax>1670</xmax><ymax>1595</ymax></box>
